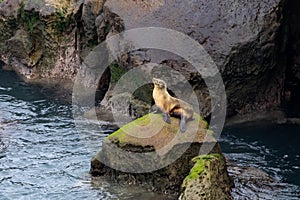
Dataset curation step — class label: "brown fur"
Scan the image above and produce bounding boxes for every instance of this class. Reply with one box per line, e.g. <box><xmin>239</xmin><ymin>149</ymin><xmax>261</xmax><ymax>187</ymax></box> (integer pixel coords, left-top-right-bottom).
<box><xmin>152</xmin><ymin>78</ymin><xmax>194</xmax><ymax>123</ymax></box>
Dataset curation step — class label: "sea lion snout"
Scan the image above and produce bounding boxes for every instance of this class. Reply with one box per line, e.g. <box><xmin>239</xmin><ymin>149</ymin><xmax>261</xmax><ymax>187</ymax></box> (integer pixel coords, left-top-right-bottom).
<box><xmin>152</xmin><ymin>78</ymin><xmax>158</xmax><ymax>84</ymax></box>
<box><xmin>152</xmin><ymin>78</ymin><xmax>166</xmax><ymax>89</ymax></box>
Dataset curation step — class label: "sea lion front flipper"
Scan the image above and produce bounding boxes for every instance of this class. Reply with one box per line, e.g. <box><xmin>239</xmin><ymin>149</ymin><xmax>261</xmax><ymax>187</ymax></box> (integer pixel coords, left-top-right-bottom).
<box><xmin>162</xmin><ymin>113</ymin><xmax>171</xmax><ymax>124</ymax></box>
<box><xmin>180</xmin><ymin>116</ymin><xmax>187</xmax><ymax>133</ymax></box>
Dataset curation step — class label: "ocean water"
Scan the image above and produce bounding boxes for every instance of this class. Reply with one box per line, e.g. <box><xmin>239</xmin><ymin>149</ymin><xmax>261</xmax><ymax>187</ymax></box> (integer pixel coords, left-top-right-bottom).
<box><xmin>220</xmin><ymin>124</ymin><xmax>300</xmax><ymax>199</ymax></box>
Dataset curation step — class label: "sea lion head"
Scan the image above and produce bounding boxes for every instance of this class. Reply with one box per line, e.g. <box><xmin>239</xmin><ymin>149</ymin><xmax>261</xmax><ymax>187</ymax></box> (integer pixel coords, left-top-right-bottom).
<box><xmin>152</xmin><ymin>78</ymin><xmax>167</xmax><ymax>89</ymax></box>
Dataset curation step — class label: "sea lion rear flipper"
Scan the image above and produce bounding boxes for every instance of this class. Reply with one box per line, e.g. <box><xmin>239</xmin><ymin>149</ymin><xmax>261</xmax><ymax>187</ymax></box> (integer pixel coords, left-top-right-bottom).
<box><xmin>180</xmin><ymin>116</ymin><xmax>187</xmax><ymax>133</ymax></box>
<box><xmin>162</xmin><ymin>113</ymin><xmax>171</xmax><ymax>124</ymax></box>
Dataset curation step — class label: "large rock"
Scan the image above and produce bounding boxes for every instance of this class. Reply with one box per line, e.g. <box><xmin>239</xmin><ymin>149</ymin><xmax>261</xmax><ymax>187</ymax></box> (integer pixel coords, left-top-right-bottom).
<box><xmin>100</xmin><ymin>0</ymin><xmax>288</xmax><ymax>118</ymax></box>
<box><xmin>0</xmin><ymin>0</ymin><xmax>79</xmax><ymax>79</ymax></box>
<box><xmin>0</xmin><ymin>0</ymin><xmax>110</xmax><ymax>81</ymax></box>
<box><xmin>90</xmin><ymin>113</ymin><xmax>233</xmax><ymax>197</ymax></box>
<box><xmin>179</xmin><ymin>154</ymin><xmax>232</xmax><ymax>200</ymax></box>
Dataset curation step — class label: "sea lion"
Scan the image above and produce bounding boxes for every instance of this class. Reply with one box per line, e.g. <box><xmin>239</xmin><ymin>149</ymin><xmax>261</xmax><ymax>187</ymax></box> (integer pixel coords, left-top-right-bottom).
<box><xmin>152</xmin><ymin>78</ymin><xmax>194</xmax><ymax>132</ymax></box>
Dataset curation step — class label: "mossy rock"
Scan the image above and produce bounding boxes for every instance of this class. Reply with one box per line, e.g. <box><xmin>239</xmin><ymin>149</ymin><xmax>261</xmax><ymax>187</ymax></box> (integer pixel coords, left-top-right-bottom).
<box><xmin>109</xmin><ymin>63</ymin><xmax>127</xmax><ymax>85</ymax></box>
<box><xmin>90</xmin><ymin>112</ymin><xmax>227</xmax><ymax>196</ymax></box>
<box><xmin>106</xmin><ymin>112</ymin><xmax>211</xmax><ymax>151</ymax></box>
<box><xmin>179</xmin><ymin>154</ymin><xmax>233</xmax><ymax>200</ymax></box>
<box><xmin>0</xmin><ymin>0</ymin><xmax>77</xmax><ymax>79</ymax></box>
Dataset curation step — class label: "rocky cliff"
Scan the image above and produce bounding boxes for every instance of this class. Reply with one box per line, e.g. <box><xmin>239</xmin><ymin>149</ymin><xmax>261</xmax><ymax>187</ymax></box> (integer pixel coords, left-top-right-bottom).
<box><xmin>283</xmin><ymin>0</ymin><xmax>300</xmax><ymax>117</ymax></box>
<box><xmin>0</xmin><ymin>0</ymin><xmax>299</xmax><ymax>120</ymax></box>
<box><xmin>100</xmin><ymin>0</ymin><xmax>289</xmax><ymax>118</ymax></box>
<box><xmin>0</xmin><ymin>0</ymin><xmax>78</xmax><ymax>79</ymax></box>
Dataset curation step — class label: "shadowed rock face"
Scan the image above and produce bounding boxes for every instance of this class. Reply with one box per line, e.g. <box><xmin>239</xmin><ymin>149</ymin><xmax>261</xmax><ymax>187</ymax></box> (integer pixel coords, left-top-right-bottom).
<box><xmin>283</xmin><ymin>0</ymin><xmax>300</xmax><ymax>117</ymax></box>
<box><xmin>90</xmin><ymin>113</ymin><xmax>232</xmax><ymax>197</ymax></box>
<box><xmin>102</xmin><ymin>0</ymin><xmax>287</xmax><ymax>118</ymax></box>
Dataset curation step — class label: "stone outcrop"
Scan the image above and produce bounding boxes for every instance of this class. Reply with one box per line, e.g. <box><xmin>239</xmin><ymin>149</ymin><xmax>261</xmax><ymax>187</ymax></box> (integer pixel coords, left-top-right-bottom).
<box><xmin>179</xmin><ymin>154</ymin><xmax>232</xmax><ymax>200</ymax></box>
<box><xmin>100</xmin><ymin>0</ymin><xmax>289</xmax><ymax>118</ymax></box>
<box><xmin>90</xmin><ymin>113</ymin><xmax>233</xmax><ymax>198</ymax></box>
<box><xmin>227</xmin><ymin>164</ymin><xmax>292</xmax><ymax>198</ymax></box>
<box><xmin>0</xmin><ymin>0</ymin><xmax>79</xmax><ymax>79</ymax></box>
<box><xmin>0</xmin><ymin>0</ymin><xmax>299</xmax><ymax>120</ymax></box>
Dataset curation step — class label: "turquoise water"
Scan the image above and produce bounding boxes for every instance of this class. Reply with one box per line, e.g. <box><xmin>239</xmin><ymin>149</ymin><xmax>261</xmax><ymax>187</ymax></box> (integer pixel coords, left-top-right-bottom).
<box><xmin>0</xmin><ymin>65</ymin><xmax>299</xmax><ymax>199</ymax></box>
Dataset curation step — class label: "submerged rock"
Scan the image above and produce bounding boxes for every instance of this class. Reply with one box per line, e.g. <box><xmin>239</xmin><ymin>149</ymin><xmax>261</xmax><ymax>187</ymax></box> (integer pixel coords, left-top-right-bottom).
<box><xmin>226</xmin><ymin>164</ymin><xmax>296</xmax><ymax>199</ymax></box>
<box><xmin>90</xmin><ymin>113</ymin><xmax>232</xmax><ymax>198</ymax></box>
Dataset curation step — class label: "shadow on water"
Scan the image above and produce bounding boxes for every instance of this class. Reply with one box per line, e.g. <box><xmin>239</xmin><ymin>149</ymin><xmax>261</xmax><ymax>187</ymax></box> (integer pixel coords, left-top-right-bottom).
<box><xmin>220</xmin><ymin>123</ymin><xmax>300</xmax><ymax>199</ymax></box>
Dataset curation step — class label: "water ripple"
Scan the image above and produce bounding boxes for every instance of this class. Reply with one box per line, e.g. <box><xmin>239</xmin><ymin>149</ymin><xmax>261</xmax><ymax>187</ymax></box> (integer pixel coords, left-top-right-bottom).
<box><xmin>221</xmin><ymin>125</ymin><xmax>300</xmax><ymax>199</ymax></box>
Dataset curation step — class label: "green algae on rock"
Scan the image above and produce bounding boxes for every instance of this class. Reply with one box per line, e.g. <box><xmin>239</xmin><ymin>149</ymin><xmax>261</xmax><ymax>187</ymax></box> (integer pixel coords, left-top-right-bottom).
<box><xmin>179</xmin><ymin>154</ymin><xmax>233</xmax><ymax>200</ymax></box>
<box><xmin>90</xmin><ymin>113</ymin><xmax>232</xmax><ymax>197</ymax></box>
<box><xmin>0</xmin><ymin>0</ymin><xmax>78</xmax><ymax>79</ymax></box>
<box><xmin>106</xmin><ymin>112</ymin><xmax>209</xmax><ymax>151</ymax></box>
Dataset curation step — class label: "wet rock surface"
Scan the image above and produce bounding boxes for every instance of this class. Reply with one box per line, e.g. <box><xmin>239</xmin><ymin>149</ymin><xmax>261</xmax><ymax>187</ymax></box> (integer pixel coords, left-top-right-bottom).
<box><xmin>227</xmin><ymin>164</ymin><xmax>297</xmax><ymax>199</ymax></box>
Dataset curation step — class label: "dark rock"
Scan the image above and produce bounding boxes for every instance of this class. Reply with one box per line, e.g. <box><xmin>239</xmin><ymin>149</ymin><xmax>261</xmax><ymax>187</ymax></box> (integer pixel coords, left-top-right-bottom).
<box><xmin>226</xmin><ymin>164</ymin><xmax>292</xmax><ymax>199</ymax></box>
<box><xmin>95</xmin><ymin>66</ymin><xmax>111</xmax><ymax>105</ymax></box>
<box><xmin>283</xmin><ymin>0</ymin><xmax>300</xmax><ymax>117</ymax></box>
<box><xmin>225</xmin><ymin>110</ymin><xmax>287</xmax><ymax>126</ymax></box>
<box><xmin>76</xmin><ymin>0</ymin><xmax>106</xmax><ymax>57</ymax></box>
<box><xmin>6</xmin><ymin>29</ymin><xmax>33</xmax><ymax>64</ymax></box>
<box><xmin>96</xmin><ymin>6</ymin><xmax>125</xmax><ymax>42</ymax></box>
